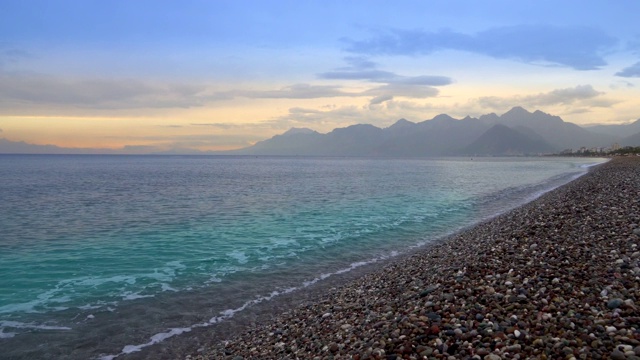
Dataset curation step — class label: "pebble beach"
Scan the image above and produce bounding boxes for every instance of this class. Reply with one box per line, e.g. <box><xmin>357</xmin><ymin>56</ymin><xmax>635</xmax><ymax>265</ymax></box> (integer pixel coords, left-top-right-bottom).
<box><xmin>189</xmin><ymin>156</ymin><xmax>640</xmax><ymax>360</ymax></box>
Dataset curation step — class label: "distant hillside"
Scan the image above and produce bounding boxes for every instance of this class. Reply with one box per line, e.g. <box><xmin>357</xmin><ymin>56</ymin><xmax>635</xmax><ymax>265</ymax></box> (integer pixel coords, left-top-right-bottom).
<box><xmin>462</xmin><ymin>124</ymin><xmax>555</xmax><ymax>155</ymax></box>
<box><xmin>233</xmin><ymin>107</ymin><xmax>622</xmax><ymax>156</ymax></box>
<box><xmin>585</xmin><ymin>119</ymin><xmax>640</xmax><ymax>138</ymax></box>
<box><xmin>622</xmin><ymin>131</ymin><xmax>640</xmax><ymax>147</ymax></box>
<box><xmin>3</xmin><ymin>107</ymin><xmax>635</xmax><ymax>156</ymax></box>
<box><xmin>0</xmin><ymin>138</ymin><xmax>206</xmax><ymax>155</ymax></box>
<box><xmin>479</xmin><ymin>107</ymin><xmax>615</xmax><ymax>149</ymax></box>
<box><xmin>0</xmin><ymin>138</ymin><xmax>106</xmax><ymax>154</ymax></box>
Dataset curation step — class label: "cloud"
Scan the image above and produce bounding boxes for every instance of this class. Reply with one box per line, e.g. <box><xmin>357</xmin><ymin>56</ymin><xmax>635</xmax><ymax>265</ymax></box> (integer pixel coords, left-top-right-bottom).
<box><xmin>364</xmin><ymin>84</ymin><xmax>439</xmax><ymax>99</ymax></box>
<box><xmin>267</xmin><ymin>105</ymin><xmax>370</xmax><ymax>130</ymax></box>
<box><xmin>369</xmin><ymin>94</ymin><xmax>394</xmax><ymax>105</ymax></box>
<box><xmin>391</xmin><ymin>75</ymin><xmax>451</xmax><ymax>86</ymax></box>
<box><xmin>319</xmin><ymin>69</ymin><xmax>398</xmax><ymax>81</ymax></box>
<box><xmin>345</xmin><ymin>25</ymin><xmax>617</xmax><ymax>70</ymax></box>
<box><xmin>342</xmin><ymin>56</ymin><xmax>377</xmax><ymax>70</ymax></box>
<box><xmin>610</xmin><ymin>80</ymin><xmax>635</xmax><ymax>89</ymax></box>
<box><xmin>476</xmin><ymin>85</ymin><xmax>613</xmax><ymax>109</ymax></box>
<box><xmin>239</xmin><ymin>84</ymin><xmax>353</xmax><ymax>99</ymax></box>
<box><xmin>0</xmin><ymin>47</ymin><xmax>33</xmax><ymax>67</ymax></box>
<box><xmin>319</xmin><ymin>70</ymin><xmax>451</xmax><ymax>86</ymax></box>
<box><xmin>615</xmin><ymin>61</ymin><xmax>640</xmax><ymax>77</ymax></box>
<box><xmin>317</xmin><ymin>58</ymin><xmax>452</xmax><ymax>106</ymax></box>
<box><xmin>190</xmin><ymin>122</ymin><xmax>254</xmax><ymax>130</ymax></box>
<box><xmin>0</xmin><ymin>71</ymin><xmax>211</xmax><ymax>109</ymax></box>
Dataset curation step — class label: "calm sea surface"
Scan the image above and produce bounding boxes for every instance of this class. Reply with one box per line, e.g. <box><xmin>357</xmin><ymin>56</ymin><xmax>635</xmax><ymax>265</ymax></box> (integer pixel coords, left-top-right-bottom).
<box><xmin>0</xmin><ymin>155</ymin><xmax>605</xmax><ymax>359</ymax></box>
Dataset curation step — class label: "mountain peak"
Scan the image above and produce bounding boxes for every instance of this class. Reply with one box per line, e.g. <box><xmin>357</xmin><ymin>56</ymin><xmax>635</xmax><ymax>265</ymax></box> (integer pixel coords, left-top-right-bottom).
<box><xmin>432</xmin><ymin>114</ymin><xmax>456</xmax><ymax>122</ymax></box>
<box><xmin>388</xmin><ymin>118</ymin><xmax>416</xmax><ymax>129</ymax></box>
<box><xmin>503</xmin><ymin>106</ymin><xmax>531</xmax><ymax>117</ymax></box>
<box><xmin>281</xmin><ymin>127</ymin><xmax>318</xmax><ymax>136</ymax></box>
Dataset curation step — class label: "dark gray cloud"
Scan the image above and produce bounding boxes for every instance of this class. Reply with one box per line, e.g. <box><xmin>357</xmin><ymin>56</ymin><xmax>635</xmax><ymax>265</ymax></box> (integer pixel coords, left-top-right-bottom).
<box><xmin>318</xmin><ymin>70</ymin><xmax>452</xmax><ymax>86</ymax></box>
<box><xmin>345</xmin><ymin>25</ymin><xmax>617</xmax><ymax>70</ymax></box>
<box><xmin>615</xmin><ymin>61</ymin><xmax>640</xmax><ymax>77</ymax></box>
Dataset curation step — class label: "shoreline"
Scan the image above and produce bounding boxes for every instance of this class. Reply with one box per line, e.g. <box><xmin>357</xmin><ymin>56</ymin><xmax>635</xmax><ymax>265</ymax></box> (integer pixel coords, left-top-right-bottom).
<box><xmin>183</xmin><ymin>157</ymin><xmax>640</xmax><ymax>359</ymax></box>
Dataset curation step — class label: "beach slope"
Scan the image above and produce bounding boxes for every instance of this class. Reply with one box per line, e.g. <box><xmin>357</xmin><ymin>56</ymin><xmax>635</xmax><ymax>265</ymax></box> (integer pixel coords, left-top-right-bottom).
<box><xmin>194</xmin><ymin>157</ymin><xmax>640</xmax><ymax>360</ymax></box>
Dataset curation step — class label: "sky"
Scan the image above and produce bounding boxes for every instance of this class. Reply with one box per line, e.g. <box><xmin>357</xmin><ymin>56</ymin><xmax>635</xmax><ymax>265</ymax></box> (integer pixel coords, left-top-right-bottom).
<box><xmin>1</xmin><ymin>0</ymin><xmax>640</xmax><ymax>152</ymax></box>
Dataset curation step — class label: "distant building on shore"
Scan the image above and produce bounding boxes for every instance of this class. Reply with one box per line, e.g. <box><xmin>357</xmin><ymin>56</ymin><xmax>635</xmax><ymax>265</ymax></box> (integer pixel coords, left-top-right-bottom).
<box><xmin>555</xmin><ymin>141</ymin><xmax>639</xmax><ymax>156</ymax></box>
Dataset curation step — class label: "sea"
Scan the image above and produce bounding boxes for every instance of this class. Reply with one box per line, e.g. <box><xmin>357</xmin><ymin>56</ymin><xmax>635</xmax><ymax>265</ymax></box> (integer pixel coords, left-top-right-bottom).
<box><xmin>0</xmin><ymin>155</ymin><xmax>606</xmax><ymax>359</ymax></box>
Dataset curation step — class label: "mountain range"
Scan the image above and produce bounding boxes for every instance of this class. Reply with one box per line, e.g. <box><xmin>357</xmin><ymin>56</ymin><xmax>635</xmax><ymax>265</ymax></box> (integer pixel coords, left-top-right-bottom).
<box><xmin>230</xmin><ymin>107</ymin><xmax>640</xmax><ymax>156</ymax></box>
<box><xmin>1</xmin><ymin>107</ymin><xmax>639</xmax><ymax>156</ymax></box>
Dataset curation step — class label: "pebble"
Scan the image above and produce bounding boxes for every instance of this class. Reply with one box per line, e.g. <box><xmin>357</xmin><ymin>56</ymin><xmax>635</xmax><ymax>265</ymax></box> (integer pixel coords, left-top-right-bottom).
<box><xmin>607</xmin><ymin>298</ymin><xmax>624</xmax><ymax>309</ymax></box>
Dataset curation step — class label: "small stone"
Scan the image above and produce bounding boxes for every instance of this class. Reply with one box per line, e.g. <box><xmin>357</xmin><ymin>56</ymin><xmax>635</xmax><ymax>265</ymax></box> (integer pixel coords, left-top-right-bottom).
<box><xmin>607</xmin><ymin>298</ymin><xmax>624</xmax><ymax>309</ymax></box>
<box><xmin>507</xmin><ymin>344</ymin><xmax>522</xmax><ymax>352</ymax></box>
<box><xmin>533</xmin><ymin>338</ymin><xmax>544</xmax><ymax>347</ymax></box>
<box><xmin>485</xmin><ymin>354</ymin><xmax>502</xmax><ymax>360</ymax></box>
<box><xmin>420</xmin><ymin>347</ymin><xmax>434</xmax><ymax>356</ymax></box>
<box><xmin>420</xmin><ymin>286</ymin><xmax>439</xmax><ymax>297</ymax></box>
<box><xmin>617</xmin><ymin>345</ymin><xmax>633</xmax><ymax>352</ymax></box>
<box><xmin>606</xmin><ymin>326</ymin><xmax>617</xmax><ymax>333</ymax></box>
<box><xmin>611</xmin><ymin>349</ymin><xmax>626</xmax><ymax>360</ymax></box>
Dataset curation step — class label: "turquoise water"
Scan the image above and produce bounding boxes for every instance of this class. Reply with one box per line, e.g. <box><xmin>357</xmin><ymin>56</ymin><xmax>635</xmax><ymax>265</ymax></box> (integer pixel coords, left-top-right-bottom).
<box><xmin>0</xmin><ymin>155</ymin><xmax>605</xmax><ymax>359</ymax></box>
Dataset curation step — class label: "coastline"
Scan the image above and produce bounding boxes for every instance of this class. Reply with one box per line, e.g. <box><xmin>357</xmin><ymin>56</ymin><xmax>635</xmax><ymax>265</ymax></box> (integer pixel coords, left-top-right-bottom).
<box><xmin>182</xmin><ymin>157</ymin><xmax>640</xmax><ymax>359</ymax></box>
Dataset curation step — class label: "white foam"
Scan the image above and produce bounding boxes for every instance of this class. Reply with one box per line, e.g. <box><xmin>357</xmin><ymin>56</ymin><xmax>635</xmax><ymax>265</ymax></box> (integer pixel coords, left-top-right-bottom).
<box><xmin>0</xmin><ymin>320</ymin><xmax>71</xmax><ymax>332</ymax></box>
<box><xmin>161</xmin><ymin>283</ymin><xmax>178</xmax><ymax>292</ymax></box>
<box><xmin>122</xmin><ymin>292</ymin><xmax>154</xmax><ymax>301</ymax></box>
<box><xmin>0</xmin><ymin>327</ymin><xmax>16</xmax><ymax>339</ymax></box>
<box><xmin>227</xmin><ymin>250</ymin><xmax>249</xmax><ymax>264</ymax></box>
<box><xmin>579</xmin><ymin>158</ymin><xmax>609</xmax><ymax>168</ymax></box>
<box><xmin>97</xmin><ymin>254</ymin><xmax>399</xmax><ymax>359</ymax></box>
<box><xmin>99</xmin><ymin>327</ymin><xmax>192</xmax><ymax>359</ymax></box>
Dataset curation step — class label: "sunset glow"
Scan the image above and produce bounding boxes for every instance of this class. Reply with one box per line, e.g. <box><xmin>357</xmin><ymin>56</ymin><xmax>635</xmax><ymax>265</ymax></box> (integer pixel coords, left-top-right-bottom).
<box><xmin>1</xmin><ymin>1</ymin><xmax>639</xmax><ymax>152</ymax></box>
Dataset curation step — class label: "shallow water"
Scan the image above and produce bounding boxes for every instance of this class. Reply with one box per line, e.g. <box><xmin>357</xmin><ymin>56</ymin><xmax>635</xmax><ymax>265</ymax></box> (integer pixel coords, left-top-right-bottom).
<box><xmin>0</xmin><ymin>155</ymin><xmax>605</xmax><ymax>359</ymax></box>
